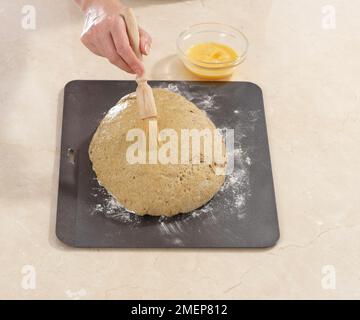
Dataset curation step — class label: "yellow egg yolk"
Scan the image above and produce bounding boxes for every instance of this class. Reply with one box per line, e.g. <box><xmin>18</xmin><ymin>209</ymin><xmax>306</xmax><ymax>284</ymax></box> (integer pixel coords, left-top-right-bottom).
<box><xmin>185</xmin><ymin>42</ymin><xmax>239</xmax><ymax>79</ymax></box>
<box><xmin>187</xmin><ymin>42</ymin><xmax>238</xmax><ymax>65</ymax></box>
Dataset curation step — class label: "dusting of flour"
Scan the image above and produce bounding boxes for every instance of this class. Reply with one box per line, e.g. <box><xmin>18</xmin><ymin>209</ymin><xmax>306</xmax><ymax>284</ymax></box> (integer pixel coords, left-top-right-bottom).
<box><xmin>91</xmin><ymin>83</ymin><xmax>251</xmax><ymax>229</ymax></box>
<box><xmin>105</xmin><ymin>92</ymin><xmax>136</xmax><ymax>120</ymax></box>
<box><xmin>161</xmin><ymin>83</ymin><xmax>220</xmax><ymax>112</ymax></box>
<box><xmin>91</xmin><ymin>147</ymin><xmax>250</xmax><ymax>226</ymax></box>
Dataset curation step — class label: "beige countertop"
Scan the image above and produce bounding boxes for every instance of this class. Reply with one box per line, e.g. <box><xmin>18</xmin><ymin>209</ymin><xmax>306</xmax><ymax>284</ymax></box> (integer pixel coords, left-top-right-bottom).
<box><xmin>1</xmin><ymin>0</ymin><xmax>359</xmax><ymax>299</ymax></box>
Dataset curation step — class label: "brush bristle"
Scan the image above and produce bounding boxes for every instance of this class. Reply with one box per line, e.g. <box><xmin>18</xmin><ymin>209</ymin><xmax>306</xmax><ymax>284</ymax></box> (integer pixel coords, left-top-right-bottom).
<box><xmin>136</xmin><ymin>83</ymin><xmax>157</xmax><ymax>119</ymax></box>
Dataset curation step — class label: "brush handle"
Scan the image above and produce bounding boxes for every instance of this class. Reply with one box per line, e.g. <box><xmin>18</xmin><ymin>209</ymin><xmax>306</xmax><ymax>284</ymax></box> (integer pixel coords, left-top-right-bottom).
<box><xmin>123</xmin><ymin>8</ymin><xmax>147</xmax><ymax>84</ymax></box>
<box><xmin>123</xmin><ymin>8</ymin><xmax>157</xmax><ymax>119</ymax></box>
<box><xmin>122</xmin><ymin>8</ymin><xmax>142</xmax><ymax>61</ymax></box>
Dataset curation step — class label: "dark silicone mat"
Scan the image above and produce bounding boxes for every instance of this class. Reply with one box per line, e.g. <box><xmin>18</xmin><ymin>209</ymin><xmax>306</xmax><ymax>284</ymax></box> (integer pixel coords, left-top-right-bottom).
<box><xmin>56</xmin><ymin>80</ymin><xmax>279</xmax><ymax>248</ymax></box>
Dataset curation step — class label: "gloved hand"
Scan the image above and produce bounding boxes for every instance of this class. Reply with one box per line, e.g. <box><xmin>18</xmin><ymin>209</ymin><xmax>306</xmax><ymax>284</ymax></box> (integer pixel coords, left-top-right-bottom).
<box><xmin>76</xmin><ymin>0</ymin><xmax>152</xmax><ymax>75</ymax></box>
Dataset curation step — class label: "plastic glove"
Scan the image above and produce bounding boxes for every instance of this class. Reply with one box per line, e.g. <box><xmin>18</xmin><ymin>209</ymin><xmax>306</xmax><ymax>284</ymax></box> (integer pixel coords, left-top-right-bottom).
<box><xmin>76</xmin><ymin>0</ymin><xmax>151</xmax><ymax>75</ymax></box>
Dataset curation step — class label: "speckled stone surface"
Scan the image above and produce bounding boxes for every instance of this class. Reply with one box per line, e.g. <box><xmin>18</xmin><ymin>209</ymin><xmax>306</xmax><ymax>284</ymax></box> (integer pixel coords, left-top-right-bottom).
<box><xmin>1</xmin><ymin>0</ymin><xmax>360</xmax><ymax>299</ymax></box>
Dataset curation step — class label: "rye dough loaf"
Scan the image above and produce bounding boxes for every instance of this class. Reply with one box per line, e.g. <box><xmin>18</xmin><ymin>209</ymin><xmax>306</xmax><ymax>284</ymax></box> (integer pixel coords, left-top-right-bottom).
<box><xmin>89</xmin><ymin>88</ymin><xmax>226</xmax><ymax>216</ymax></box>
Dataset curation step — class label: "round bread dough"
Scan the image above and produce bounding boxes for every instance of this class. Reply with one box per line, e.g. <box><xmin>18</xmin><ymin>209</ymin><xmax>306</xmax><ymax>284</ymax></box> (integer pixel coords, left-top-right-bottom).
<box><xmin>89</xmin><ymin>88</ymin><xmax>226</xmax><ymax>217</ymax></box>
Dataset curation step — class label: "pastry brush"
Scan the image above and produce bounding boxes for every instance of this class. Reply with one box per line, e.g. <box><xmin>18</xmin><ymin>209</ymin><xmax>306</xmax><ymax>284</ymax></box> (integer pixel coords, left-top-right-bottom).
<box><xmin>123</xmin><ymin>8</ymin><xmax>157</xmax><ymax>119</ymax></box>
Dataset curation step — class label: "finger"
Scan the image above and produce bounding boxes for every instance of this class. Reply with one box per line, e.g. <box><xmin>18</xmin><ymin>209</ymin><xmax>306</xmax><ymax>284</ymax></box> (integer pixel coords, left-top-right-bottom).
<box><xmin>85</xmin><ymin>41</ymin><xmax>102</xmax><ymax>56</ymax></box>
<box><xmin>99</xmin><ymin>31</ymin><xmax>135</xmax><ymax>74</ymax></box>
<box><xmin>111</xmin><ymin>18</ymin><xmax>145</xmax><ymax>75</ymax></box>
<box><xmin>81</xmin><ymin>31</ymin><xmax>102</xmax><ymax>56</ymax></box>
<box><xmin>139</xmin><ymin>28</ymin><xmax>152</xmax><ymax>55</ymax></box>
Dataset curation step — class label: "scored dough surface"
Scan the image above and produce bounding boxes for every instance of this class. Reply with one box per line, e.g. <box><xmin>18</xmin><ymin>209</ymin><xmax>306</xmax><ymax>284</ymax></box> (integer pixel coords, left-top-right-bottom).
<box><xmin>89</xmin><ymin>88</ymin><xmax>226</xmax><ymax>217</ymax></box>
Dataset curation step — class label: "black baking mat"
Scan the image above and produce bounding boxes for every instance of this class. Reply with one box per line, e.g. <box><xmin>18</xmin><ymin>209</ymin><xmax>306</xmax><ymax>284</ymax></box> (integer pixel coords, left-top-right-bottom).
<box><xmin>56</xmin><ymin>80</ymin><xmax>279</xmax><ymax>248</ymax></box>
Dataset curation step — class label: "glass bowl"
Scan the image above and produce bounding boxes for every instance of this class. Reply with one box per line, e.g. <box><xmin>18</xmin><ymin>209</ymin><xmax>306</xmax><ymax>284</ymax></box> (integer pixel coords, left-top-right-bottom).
<box><xmin>177</xmin><ymin>23</ymin><xmax>249</xmax><ymax>79</ymax></box>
